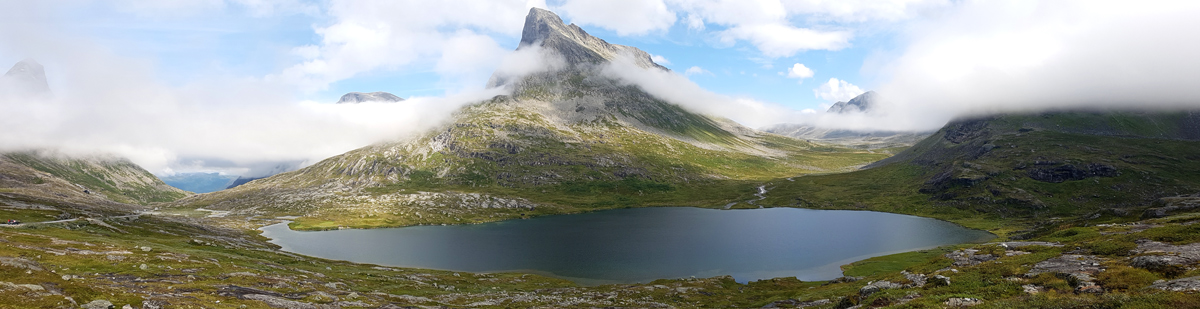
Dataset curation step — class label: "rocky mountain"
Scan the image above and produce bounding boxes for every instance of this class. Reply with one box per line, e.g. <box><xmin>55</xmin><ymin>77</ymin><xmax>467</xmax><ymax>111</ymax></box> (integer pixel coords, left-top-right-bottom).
<box><xmin>763</xmin><ymin>92</ymin><xmax>930</xmax><ymax>149</ymax></box>
<box><xmin>0</xmin><ymin>59</ymin><xmax>52</xmax><ymax>98</ymax></box>
<box><xmin>172</xmin><ymin>8</ymin><xmax>885</xmax><ymax>229</ymax></box>
<box><xmin>767</xmin><ymin>110</ymin><xmax>1200</xmax><ymax>222</ymax></box>
<box><xmin>827</xmin><ymin>91</ymin><xmax>877</xmax><ymax>113</ymax></box>
<box><xmin>336</xmin><ymin>91</ymin><xmax>404</xmax><ymax>104</ymax></box>
<box><xmin>762</xmin><ymin>123</ymin><xmax>931</xmax><ymax>150</ymax></box>
<box><xmin>0</xmin><ymin>150</ymin><xmax>189</xmax><ymax>206</ymax></box>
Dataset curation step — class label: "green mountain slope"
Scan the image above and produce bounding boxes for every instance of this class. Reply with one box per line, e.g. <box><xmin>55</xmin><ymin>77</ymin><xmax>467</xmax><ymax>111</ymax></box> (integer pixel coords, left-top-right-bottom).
<box><xmin>0</xmin><ymin>150</ymin><xmax>189</xmax><ymax>205</ymax></box>
<box><xmin>763</xmin><ymin>110</ymin><xmax>1200</xmax><ymax>233</ymax></box>
<box><xmin>171</xmin><ymin>8</ymin><xmax>887</xmax><ymax>229</ymax></box>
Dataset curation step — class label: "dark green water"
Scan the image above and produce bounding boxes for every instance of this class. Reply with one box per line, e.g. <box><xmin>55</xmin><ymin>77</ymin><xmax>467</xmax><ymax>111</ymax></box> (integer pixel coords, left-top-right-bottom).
<box><xmin>260</xmin><ymin>207</ymin><xmax>993</xmax><ymax>284</ymax></box>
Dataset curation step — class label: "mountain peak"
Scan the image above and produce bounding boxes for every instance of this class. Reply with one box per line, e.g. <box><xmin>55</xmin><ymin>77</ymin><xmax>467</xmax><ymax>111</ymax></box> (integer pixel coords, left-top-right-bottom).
<box><xmin>336</xmin><ymin>91</ymin><xmax>404</xmax><ymax>104</ymax></box>
<box><xmin>827</xmin><ymin>91</ymin><xmax>877</xmax><ymax>113</ymax></box>
<box><xmin>1</xmin><ymin>59</ymin><xmax>51</xmax><ymax>97</ymax></box>
<box><xmin>517</xmin><ymin>8</ymin><xmax>664</xmax><ymax>70</ymax></box>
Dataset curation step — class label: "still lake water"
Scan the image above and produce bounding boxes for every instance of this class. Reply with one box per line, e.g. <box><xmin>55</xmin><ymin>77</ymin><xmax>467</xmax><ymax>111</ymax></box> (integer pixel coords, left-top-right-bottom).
<box><xmin>260</xmin><ymin>207</ymin><xmax>993</xmax><ymax>284</ymax></box>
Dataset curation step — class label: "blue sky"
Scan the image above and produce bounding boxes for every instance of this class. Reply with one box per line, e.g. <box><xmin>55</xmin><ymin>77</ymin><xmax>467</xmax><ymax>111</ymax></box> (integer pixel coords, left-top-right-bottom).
<box><xmin>2</xmin><ymin>0</ymin><xmax>1198</xmax><ymax>175</ymax></box>
<box><xmin>4</xmin><ymin>0</ymin><xmax>904</xmax><ymax>111</ymax></box>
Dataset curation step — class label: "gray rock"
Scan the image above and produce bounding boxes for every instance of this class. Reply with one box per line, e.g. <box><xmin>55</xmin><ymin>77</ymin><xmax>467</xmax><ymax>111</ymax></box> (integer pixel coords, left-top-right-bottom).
<box><xmin>859</xmin><ymin>280</ymin><xmax>903</xmax><ymax>297</ymax></box>
<box><xmin>996</xmin><ymin>241</ymin><xmax>1063</xmax><ymax>248</ymax></box>
<box><xmin>336</xmin><ymin>92</ymin><xmax>404</xmax><ymax>104</ymax></box>
<box><xmin>487</xmin><ymin>8</ymin><xmax>666</xmax><ymax>88</ymax></box>
<box><xmin>1130</xmin><ymin>239</ymin><xmax>1200</xmax><ymax>270</ymax></box>
<box><xmin>1</xmin><ymin>59</ymin><xmax>51</xmax><ymax>97</ymax></box>
<box><xmin>1151</xmin><ymin>276</ymin><xmax>1200</xmax><ymax>292</ymax></box>
<box><xmin>902</xmin><ymin>270</ymin><xmax>927</xmax><ymax>287</ymax></box>
<box><xmin>1027</xmin><ymin>254</ymin><xmax>1104</xmax><ymax>277</ymax></box>
<box><xmin>243</xmin><ymin>294</ymin><xmax>325</xmax><ymax>309</ymax></box>
<box><xmin>946</xmin><ymin>249</ymin><xmax>998</xmax><ymax>267</ymax></box>
<box><xmin>81</xmin><ymin>300</ymin><xmax>114</xmax><ymax>309</ymax></box>
<box><xmin>761</xmin><ymin>298</ymin><xmax>830</xmax><ymax>308</ymax></box>
<box><xmin>929</xmin><ymin>275</ymin><xmax>952</xmax><ymax>286</ymax></box>
<box><xmin>826</xmin><ymin>91</ymin><xmax>877</xmax><ymax>114</ymax></box>
<box><xmin>944</xmin><ymin>297</ymin><xmax>983</xmax><ymax>307</ymax></box>
<box><xmin>0</xmin><ymin>256</ymin><xmax>43</xmax><ymax>271</ymax></box>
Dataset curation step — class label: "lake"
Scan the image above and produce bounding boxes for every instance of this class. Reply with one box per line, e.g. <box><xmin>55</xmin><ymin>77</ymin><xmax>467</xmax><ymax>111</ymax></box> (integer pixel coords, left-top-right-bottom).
<box><xmin>260</xmin><ymin>207</ymin><xmax>993</xmax><ymax>285</ymax></box>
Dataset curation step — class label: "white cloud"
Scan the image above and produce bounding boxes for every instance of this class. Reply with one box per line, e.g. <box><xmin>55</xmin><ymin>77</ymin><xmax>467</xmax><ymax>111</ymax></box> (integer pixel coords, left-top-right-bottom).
<box><xmin>684</xmin><ymin>66</ymin><xmax>710</xmax><ymax>75</ymax></box>
<box><xmin>650</xmin><ymin>54</ymin><xmax>671</xmax><ymax>65</ymax></box>
<box><xmin>718</xmin><ymin>24</ymin><xmax>851</xmax><ymax>57</ymax></box>
<box><xmin>780</xmin><ymin>0</ymin><xmax>950</xmax><ymax>22</ymax></box>
<box><xmin>869</xmin><ymin>0</ymin><xmax>1200</xmax><ymax>130</ymax></box>
<box><xmin>272</xmin><ymin>0</ymin><xmax>544</xmax><ymax>93</ymax></box>
<box><xmin>813</xmin><ymin>78</ymin><xmax>863</xmax><ymax>102</ymax></box>
<box><xmin>669</xmin><ymin>0</ymin><xmax>855</xmax><ymax>57</ymax></box>
<box><xmin>556</xmin><ymin>0</ymin><xmax>677</xmax><ymax>36</ymax></box>
<box><xmin>785</xmin><ymin>63</ymin><xmax>814</xmax><ymax>81</ymax></box>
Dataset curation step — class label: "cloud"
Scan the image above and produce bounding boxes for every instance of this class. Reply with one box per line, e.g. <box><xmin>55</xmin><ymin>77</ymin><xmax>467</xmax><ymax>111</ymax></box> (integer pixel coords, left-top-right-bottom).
<box><xmin>0</xmin><ymin>1</ymin><xmax>508</xmax><ymax>175</ymax></box>
<box><xmin>868</xmin><ymin>0</ymin><xmax>1200</xmax><ymax>130</ymax></box>
<box><xmin>556</xmin><ymin>0</ymin><xmax>677</xmax><ymax>36</ymax></box>
<box><xmin>650</xmin><ymin>54</ymin><xmax>671</xmax><ymax>65</ymax></box>
<box><xmin>272</xmin><ymin>0</ymin><xmax>545</xmax><ymax>93</ymax></box>
<box><xmin>785</xmin><ymin>63</ymin><xmax>814</xmax><ymax>82</ymax></box>
<box><xmin>781</xmin><ymin>0</ymin><xmax>950</xmax><ymax>22</ymax></box>
<box><xmin>684</xmin><ymin>66</ymin><xmax>710</xmax><ymax>76</ymax></box>
<box><xmin>718</xmin><ymin>24</ymin><xmax>851</xmax><ymax>57</ymax></box>
<box><xmin>813</xmin><ymin>78</ymin><xmax>863</xmax><ymax>102</ymax></box>
<box><xmin>669</xmin><ymin>0</ymin><xmax>855</xmax><ymax>57</ymax></box>
<box><xmin>599</xmin><ymin>54</ymin><xmax>927</xmax><ymax>132</ymax></box>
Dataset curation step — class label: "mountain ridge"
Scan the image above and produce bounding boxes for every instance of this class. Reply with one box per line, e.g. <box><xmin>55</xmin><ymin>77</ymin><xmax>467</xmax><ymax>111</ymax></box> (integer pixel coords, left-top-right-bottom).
<box><xmin>171</xmin><ymin>8</ymin><xmax>886</xmax><ymax>229</ymax></box>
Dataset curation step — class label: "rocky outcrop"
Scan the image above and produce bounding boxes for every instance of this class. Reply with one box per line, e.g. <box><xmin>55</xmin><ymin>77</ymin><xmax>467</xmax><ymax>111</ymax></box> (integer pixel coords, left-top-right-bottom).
<box><xmin>826</xmin><ymin>91</ymin><xmax>877</xmax><ymax>114</ymax></box>
<box><xmin>1027</xmin><ymin>163</ymin><xmax>1119</xmax><ymax>183</ymax></box>
<box><xmin>1143</xmin><ymin>194</ymin><xmax>1200</xmax><ymax>218</ymax></box>
<box><xmin>1152</xmin><ymin>276</ymin><xmax>1200</xmax><ymax>292</ymax></box>
<box><xmin>1129</xmin><ymin>239</ymin><xmax>1200</xmax><ymax>274</ymax></box>
<box><xmin>519</xmin><ymin>8</ymin><xmax>664</xmax><ymax>70</ymax></box>
<box><xmin>336</xmin><ymin>92</ymin><xmax>404</xmax><ymax>104</ymax></box>
<box><xmin>0</xmin><ymin>59</ymin><xmax>51</xmax><ymax>98</ymax></box>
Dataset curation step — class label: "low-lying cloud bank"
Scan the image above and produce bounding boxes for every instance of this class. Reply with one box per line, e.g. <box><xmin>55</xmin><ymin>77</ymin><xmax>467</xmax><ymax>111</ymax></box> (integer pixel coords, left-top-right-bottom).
<box><xmin>606</xmin><ymin>0</ymin><xmax>1200</xmax><ymax>133</ymax></box>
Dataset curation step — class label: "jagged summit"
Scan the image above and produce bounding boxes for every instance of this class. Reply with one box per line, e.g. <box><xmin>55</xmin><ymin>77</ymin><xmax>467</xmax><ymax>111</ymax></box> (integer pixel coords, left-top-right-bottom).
<box><xmin>0</xmin><ymin>59</ymin><xmax>51</xmax><ymax>97</ymax></box>
<box><xmin>827</xmin><ymin>91</ymin><xmax>877</xmax><ymax>113</ymax></box>
<box><xmin>336</xmin><ymin>91</ymin><xmax>404</xmax><ymax>104</ymax></box>
<box><xmin>519</xmin><ymin>8</ymin><xmax>665</xmax><ymax>70</ymax></box>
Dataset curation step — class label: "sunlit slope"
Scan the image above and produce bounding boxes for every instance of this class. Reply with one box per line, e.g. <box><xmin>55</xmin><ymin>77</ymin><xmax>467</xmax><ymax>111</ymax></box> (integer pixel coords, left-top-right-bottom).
<box><xmin>169</xmin><ymin>8</ymin><xmax>888</xmax><ymax>229</ymax></box>
<box><xmin>763</xmin><ymin>110</ymin><xmax>1200</xmax><ymax>232</ymax></box>
<box><xmin>1</xmin><ymin>150</ymin><xmax>188</xmax><ymax>206</ymax></box>
<box><xmin>173</xmin><ymin>74</ymin><xmax>886</xmax><ymax>229</ymax></box>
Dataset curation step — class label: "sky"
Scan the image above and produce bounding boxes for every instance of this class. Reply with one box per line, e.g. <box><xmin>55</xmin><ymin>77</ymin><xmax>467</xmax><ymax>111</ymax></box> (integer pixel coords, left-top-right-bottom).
<box><xmin>1</xmin><ymin>0</ymin><xmax>1199</xmax><ymax>176</ymax></box>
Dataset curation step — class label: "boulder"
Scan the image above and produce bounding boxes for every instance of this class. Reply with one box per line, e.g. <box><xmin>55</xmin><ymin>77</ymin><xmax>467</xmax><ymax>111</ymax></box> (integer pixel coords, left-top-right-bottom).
<box><xmin>1151</xmin><ymin>276</ymin><xmax>1200</xmax><ymax>292</ymax></box>
<box><xmin>81</xmin><ymin>300</ymin><xmax>113</xmax><ymax>309</ymax></box>
<box><xmin>944</xmin><ymin>298</ymin><xmax>983</xmax><ymax>307</ymax></box>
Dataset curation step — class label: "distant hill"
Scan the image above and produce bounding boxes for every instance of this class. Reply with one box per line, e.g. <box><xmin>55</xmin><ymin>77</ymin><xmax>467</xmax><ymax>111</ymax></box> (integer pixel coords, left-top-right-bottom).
<box><xmin>161</xmin><ymin>172</ymin><xmax>237</xmax><ymax>193</ymax></box>
<box><xmin>336</xmin><ymin>92</ymin><xmax>404</xmax><ymax>104</ymax></box>
<box><xmin>765</xmin><ymin>110</ymin><xmax>1200</xmax><ymax>227</ymax></box>
<box><xmin>764</xmin><ymin>91</ymin><xmax>930</xmax><ymax>149</ymax></box>
<box><xmin>0</xmin><ymin>150</ymin><xmax>189</xmax><ymax>205</ymax></box>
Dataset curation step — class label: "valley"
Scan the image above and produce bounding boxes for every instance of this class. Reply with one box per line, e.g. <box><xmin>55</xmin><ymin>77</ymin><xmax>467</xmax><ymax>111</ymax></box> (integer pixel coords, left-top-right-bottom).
<box><xmin>3</xmin><ymin>5</ymin><xmax>1200</xmax><ymax>309</ymax></box>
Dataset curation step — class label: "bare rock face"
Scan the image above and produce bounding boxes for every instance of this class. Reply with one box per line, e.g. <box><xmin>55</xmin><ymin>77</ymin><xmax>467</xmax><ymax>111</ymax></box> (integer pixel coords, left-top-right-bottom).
<box><xmin>520</xmin><ymin>8</ymin><xmax>664</xmax><ymax>70</ymax></box>
<box><xmin>826</xmin><ymin>91</ymin><xmax>877</xmax><ymax>113</ymax></box>
<box><xmin>0</xmin><ymin>59</ymin><xmax>51</xmax><ymax>98</ymax></box>
<box><xmin>487</xmin><ymin>8</ymin><xmax>666</xmax><ymax>88</ymax></box>
<box><xmin>336</xmin><ymin>92</ymin><xmax>404</xmax><ymax>104</ymax></box>
<box><xmin>1152</xmin><ymin>276</ymin><xmax>1200</xmax><ymax>292</ymax></box>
